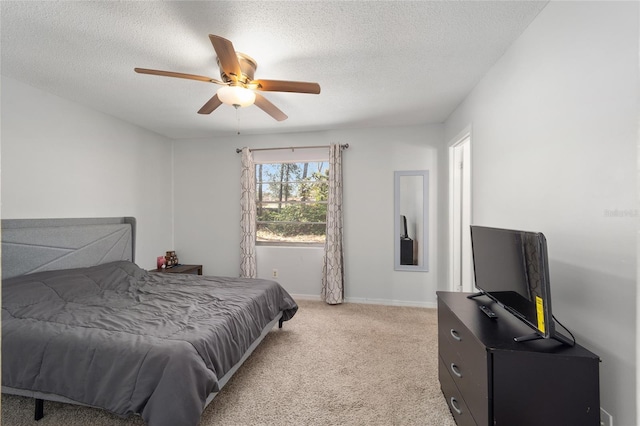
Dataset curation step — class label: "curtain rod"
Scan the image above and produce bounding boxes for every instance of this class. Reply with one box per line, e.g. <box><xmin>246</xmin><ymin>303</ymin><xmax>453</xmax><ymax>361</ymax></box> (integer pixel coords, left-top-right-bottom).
<box><xmin>235</xmin><ymin>144</ymin><xmax>349</xmax><ymax>154</ymax></box>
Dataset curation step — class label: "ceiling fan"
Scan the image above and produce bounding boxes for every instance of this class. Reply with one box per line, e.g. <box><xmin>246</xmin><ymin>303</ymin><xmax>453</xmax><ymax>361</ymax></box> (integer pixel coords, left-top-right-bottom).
<box><xmin>134</xmin><ymin>34</ymin><xmax>321</xmax><ymax>121</ymax></box>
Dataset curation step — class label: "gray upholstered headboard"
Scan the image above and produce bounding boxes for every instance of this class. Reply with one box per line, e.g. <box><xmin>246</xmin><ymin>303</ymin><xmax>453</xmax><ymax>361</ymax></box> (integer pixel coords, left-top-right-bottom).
<box><xmin>1</xmin><ymin>217</ymin><xmax>136</xmax><ymax>280</ymax></box>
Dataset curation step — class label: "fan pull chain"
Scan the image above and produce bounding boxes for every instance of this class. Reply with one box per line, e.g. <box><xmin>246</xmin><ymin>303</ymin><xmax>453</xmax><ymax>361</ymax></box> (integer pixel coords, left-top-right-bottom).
<box><xmin>235</xmin><ymin>105</ymin><xmax>241</xmax><ymax>135</ymax></box>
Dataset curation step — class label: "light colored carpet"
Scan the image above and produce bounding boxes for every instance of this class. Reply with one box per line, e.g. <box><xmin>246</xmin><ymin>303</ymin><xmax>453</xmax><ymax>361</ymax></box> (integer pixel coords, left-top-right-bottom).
<box><xmin>2</xmin><ymin>300</ymin><xmax>456</xmax><ymax>425</ymax></box>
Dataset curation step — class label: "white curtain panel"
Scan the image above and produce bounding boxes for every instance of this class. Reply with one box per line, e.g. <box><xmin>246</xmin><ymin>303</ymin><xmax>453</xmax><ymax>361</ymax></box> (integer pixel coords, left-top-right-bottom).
<box><xmin>321</xmin><ymin>143</ymin><xmax>344</xmax><ymax>304</ymax></box>
<box><xmin>240</xmin><ymin>147</ymin><xmax>257</xmax><ymax>278</ymax></box>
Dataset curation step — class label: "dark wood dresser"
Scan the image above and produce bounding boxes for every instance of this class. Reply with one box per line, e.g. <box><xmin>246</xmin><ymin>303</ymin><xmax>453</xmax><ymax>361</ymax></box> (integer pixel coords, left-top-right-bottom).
<box><xmin>437</xmin><ymin>291</ymin><xmax>600</xmax><ymax>426</ymax></box>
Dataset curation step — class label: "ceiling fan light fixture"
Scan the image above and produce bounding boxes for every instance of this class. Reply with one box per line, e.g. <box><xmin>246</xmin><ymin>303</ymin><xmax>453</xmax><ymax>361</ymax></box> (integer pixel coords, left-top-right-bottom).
<box><xmin>217</xmin><ymin>85</ymin><xmax>256</xmax><ymax>107</ymax></box>
<box><xmin>136</xmin><ymin>35</ymin><xmax>319</xmax><ymax>120</ymax></box>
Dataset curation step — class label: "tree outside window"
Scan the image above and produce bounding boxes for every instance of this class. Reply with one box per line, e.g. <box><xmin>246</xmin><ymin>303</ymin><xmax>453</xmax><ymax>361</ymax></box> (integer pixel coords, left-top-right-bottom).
<box><xmin>256</xmin><ymin>161</ymin><xmax>328</xmax><ymax>244</ymax></box>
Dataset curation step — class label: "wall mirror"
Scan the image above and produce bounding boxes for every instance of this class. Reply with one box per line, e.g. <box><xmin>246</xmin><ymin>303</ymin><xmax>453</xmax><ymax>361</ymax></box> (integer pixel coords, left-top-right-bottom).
<box><xmin>394</xmin><ymin>170</ymin><xmax>429</xmax><ymax>271</ymax></box>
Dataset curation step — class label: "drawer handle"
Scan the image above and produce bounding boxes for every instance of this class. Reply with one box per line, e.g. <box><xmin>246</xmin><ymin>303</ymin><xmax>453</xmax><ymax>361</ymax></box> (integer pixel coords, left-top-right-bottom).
<box><xmin>450</xmin><ymin>328</ymin><xmax>461</xmax><ymax>341</ymax></box>
<box><xmin>450</xmin><ymin>363</ymin><xmax>462</xmax><ymax>378</ymax></box>
<box><xmin>450</xmin><ymin>397</ymin><xmax>463</xmax><ymax>415</ymax></box>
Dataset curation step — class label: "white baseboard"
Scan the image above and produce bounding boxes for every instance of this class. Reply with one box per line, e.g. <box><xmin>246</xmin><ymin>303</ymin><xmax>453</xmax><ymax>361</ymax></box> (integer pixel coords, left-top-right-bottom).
<box><xmin>289</xmin><ymin>293</ymin><xmax>321</xmax><ymax>301</ymax></box>
<box><xmin>289</xmin><ymin>293</ymin><xmax>437</xmax><ymax>309</ymax></box>
<box><xmin>345</xmin><ymin>297</ymin><xmax>437</xmax><ymax>309</ymax></box>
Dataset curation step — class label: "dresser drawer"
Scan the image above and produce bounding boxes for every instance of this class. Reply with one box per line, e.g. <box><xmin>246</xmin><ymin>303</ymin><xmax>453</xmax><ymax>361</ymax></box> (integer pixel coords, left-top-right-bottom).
<box><xmin>439</xmin><ymin>356</ymin><xmax>477</xmax><ymax>426</ymax></box>
<box><xmin>439</xmin><ymin>301</ymin><xmax>483</xmax><ymax>364</ymax></box>
<box><xmin>439</xmin><ymin>338</ymin><xmax>484</xmax><ymax>401</ymax></box>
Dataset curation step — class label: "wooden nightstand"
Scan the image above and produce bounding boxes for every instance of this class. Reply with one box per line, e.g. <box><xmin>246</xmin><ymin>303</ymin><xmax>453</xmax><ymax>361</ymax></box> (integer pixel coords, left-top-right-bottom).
<box><xmin>150</xmin><ymin>264</ymin><xmax>203</xmax><ymax>275</ymax></box>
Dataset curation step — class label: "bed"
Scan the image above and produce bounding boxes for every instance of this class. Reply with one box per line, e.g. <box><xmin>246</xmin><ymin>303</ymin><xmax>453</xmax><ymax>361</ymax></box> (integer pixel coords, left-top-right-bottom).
<box><xmin>1</xmin><ymin>217</ymin><xmax>298</xmax><ymax>426</ymax></box>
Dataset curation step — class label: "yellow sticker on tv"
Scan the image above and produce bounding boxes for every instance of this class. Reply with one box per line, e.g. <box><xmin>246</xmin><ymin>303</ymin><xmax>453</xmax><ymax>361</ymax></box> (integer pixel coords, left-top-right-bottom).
<box><xmin>535</xmin><ymin>296</ymin><xmax>545</xmax><ymax>333</ymax></box>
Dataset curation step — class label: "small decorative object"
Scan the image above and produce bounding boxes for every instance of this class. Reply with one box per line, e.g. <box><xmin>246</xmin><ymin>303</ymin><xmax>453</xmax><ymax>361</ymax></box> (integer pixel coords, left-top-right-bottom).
<box><xmin>164</xmin><ymin>251</ymin><xmax>179</xmax><ymax>268</ymax></box>
<box><xmin>156</xmin><ymin>256</ymin><xmax>166</xmax><ymax>269</ymax></box>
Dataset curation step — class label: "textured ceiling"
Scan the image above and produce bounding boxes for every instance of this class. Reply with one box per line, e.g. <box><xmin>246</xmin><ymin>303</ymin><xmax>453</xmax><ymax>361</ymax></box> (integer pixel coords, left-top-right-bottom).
<box><xmin>1</xmin><ymin>1</ymin><xmax>548</xmax><ymax>139</ymax></box>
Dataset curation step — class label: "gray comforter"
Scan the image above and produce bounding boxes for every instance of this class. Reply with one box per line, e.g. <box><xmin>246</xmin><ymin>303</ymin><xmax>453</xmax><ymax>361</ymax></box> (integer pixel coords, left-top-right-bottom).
<box><xmin>2</xmin><ymin>260</ymin><xmax>297</xmax><ymax>426</ymax></box>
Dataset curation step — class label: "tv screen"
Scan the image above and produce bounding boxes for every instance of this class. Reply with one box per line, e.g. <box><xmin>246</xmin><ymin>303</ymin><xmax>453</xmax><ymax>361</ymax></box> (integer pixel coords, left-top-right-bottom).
<box><xmin>470</xmin><ymin>225</ymin><xmax>573</xmax><ymax>345</ymax></box>
<box><xmin>400</xmin><ymin>215</ymin><xmax>409</xmax><ymax>239</ymax></box>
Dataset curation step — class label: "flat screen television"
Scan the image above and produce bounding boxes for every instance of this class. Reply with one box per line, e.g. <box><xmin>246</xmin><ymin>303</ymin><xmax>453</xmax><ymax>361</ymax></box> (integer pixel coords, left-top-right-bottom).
<box><xmin>400</xmin><ymin>215</ymin><xmax>409</xmax><ymax>239</ymax></box>
<box><xmin>469</xmin><ymin>225</ymin><xmax>573</xmax><ymax>346</ymax></box>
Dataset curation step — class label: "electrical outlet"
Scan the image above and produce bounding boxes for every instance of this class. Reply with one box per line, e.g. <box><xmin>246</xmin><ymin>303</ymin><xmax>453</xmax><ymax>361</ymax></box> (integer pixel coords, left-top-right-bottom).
<box><xmin>600</xmin><ymin>407</ymin><xmax>612</xmax><ymax>426</ymax></box>
<box><xmin>272</xmin><ymin>269</ymin><xmax>278</xmax><ymax>278</ymax></box>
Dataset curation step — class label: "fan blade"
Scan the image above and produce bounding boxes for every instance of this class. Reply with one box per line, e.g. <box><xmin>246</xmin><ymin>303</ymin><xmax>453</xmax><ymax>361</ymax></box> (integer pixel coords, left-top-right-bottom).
<box><xmin>252</xmin><ymin>79</ymin><xmax>321</xmax><ymax>94</ymax></box>
<box><xmin>254</xmin><ymin>93</ymin><xmax>288</xmax><ymax>121</ymax></box>
<box><xmin>209</xmin><ymin>35</ymin><xmax>242</xmax><ymax>81</ymax></box>
<box><xmin>134</xmin><ymin>68</ymin><xmax>225</xmax><ymax>85</ymax></box>
<box><xmin>197</xmin><ymin>94</ymin><xmax>223</xmax><ymax>114</ymax></box>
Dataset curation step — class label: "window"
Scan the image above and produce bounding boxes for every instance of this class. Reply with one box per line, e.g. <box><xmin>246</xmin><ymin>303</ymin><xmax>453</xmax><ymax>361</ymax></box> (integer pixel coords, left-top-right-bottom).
<box><xmin>256</xmin><ymin>161</ymin><xmax>328</xmax><ymax>244</ymax></box>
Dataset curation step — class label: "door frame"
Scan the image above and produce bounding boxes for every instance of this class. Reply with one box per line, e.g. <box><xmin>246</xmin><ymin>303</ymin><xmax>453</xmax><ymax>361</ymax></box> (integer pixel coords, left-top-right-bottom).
<box><xmin>448</xmin><ymin>126</ymin><xmax>473</xmax><ymax>292</ymax></box>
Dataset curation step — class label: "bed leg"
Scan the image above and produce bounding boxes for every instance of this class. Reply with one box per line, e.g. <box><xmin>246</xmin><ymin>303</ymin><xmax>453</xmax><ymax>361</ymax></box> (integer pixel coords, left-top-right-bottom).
<box><xmin>279</xmin><ymin>318</ymin><xmax>284</xmax><ymax>329</ymax></box>
<box><xmin>34</xmin><ymin>398</ymin><xmax>44</xmax><ymax>421</ymax></box>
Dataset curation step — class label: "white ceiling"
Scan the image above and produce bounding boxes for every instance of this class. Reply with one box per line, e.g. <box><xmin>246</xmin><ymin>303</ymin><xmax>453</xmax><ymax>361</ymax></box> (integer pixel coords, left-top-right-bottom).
<box><xmin>1</xmin><ymin>1</ymin><xmax>548</xmax><ymax>139</ymax></box>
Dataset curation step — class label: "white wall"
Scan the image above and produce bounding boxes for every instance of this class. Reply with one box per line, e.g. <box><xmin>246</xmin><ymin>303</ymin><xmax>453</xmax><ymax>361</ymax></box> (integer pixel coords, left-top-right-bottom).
<box><xmin>1</xmin><ymin>76</ymin><xmax>174</xmax><ymax>269</ymax></box>
<box><xmin>444</xmin><ymin>2</ymin><xmax>638</xmax><ymax>424</ymax></box>
<box><xmin>172</xmin><ymin>125</ymin><xmax>444</xmax><ymax>307</ymax></box>
<box><xmin>256</xmin><ymin>246</ymin><xmax>324</xmax><ymax>296</ymax></box>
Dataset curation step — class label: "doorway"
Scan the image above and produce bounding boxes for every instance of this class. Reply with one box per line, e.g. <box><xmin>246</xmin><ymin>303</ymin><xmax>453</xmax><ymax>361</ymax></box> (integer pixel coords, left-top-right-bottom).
<box><xmin>449</xmin><ymin>134</ymin><xmax>473</xmax><ymax>292</ymax></box>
